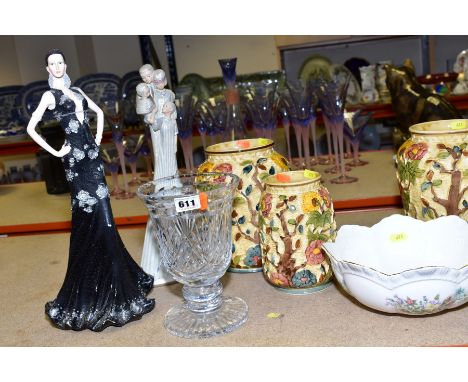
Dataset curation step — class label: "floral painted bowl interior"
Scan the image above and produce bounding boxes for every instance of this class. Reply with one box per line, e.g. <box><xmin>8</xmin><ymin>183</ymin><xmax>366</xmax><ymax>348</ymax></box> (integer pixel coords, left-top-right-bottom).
<box><xmin>322</xmin><ymin>214</ymin><xmax>468</xmax><ymax>315</ymax></box>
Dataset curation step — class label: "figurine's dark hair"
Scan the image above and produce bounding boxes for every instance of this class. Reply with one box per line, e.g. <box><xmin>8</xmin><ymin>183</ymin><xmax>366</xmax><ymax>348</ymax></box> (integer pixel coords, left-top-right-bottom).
<box><xmin>45</xmin><ymin>49</ymin><xmax>66</xmax><ymax>66</ymax></box>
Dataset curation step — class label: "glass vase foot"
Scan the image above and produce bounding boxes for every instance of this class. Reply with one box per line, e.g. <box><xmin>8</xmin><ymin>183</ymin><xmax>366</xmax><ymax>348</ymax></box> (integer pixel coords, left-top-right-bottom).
<box><xmin>330</xmin><ymin>174</ymin><xmax>358</xmax><ymax>184</ymax></box>
<box><xmin>164</xmin><ymin>296</ymin><xmax>248</xmax><ymax>339</ymax></box>
<box><xmin>109</xmin><ymin>188</ymin><xmax>124</xmax><ymax>196</ymax></box>
<box><xmin>324</xmin><ymin>165</ymin><xmax>340</xmax><ymax>174</ymax></box>
<box><xmin>348</xmin><ymin>159</ymin><xmax>369</xmax><ymax>167</ymax></box>
<box><xmin>318</xmin><ymin>156</ymin><xmax>333</xmax><ymax>165</ymax></box>
<box><xmin>309</xmin><ymin>157</ymin><xmax>319</xmax><ymax>166</ymax></box>
<box><xmin>115</xmin><ymin>191</ymin><xmax>135</xmax><ymax>199</ymax></box>
<box><xmin>128</xmin><ymin>178</ymin><xmax>141</xmax><ymax>186</ymax></box>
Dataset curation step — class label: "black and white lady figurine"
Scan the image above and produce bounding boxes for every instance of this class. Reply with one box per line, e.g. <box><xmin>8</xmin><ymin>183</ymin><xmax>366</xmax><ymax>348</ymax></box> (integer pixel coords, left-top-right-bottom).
<box><xmin>26</xmin><ymin>49</ymin><xmax>155</xmax><ymax>331</ymax></box>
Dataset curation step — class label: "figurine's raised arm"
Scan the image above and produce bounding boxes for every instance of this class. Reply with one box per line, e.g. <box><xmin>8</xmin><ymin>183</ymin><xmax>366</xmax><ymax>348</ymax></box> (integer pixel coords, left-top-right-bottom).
<box><xmin>75</xmin><ymin>88</ymin><xmax>104</xmax><ymax>146</ymax></box>
<box><xmin>26</xmin><ymin>91</ymin><xmax>71</xmax><ymax>157</ymax></box>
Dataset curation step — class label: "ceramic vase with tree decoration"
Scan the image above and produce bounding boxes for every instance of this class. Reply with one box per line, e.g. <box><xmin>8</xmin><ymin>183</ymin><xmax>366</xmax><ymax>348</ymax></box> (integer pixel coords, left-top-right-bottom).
<box><xmin>259</xmin><ymin>170</ymin><xmax>336</xmax><ymax>293</ymax></box>
<box><xmin>198</xmin><ymin>138</ymin><xmax>290</xmax><ymax>272</ymax></box>
<box><xmin>396</xmin><ymin>119</ymin><xmax>468</xmax><ymax>220</ymax></box>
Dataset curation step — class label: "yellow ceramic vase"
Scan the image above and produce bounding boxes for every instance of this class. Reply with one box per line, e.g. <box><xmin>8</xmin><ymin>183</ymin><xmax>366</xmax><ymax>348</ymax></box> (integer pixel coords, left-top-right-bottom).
<box><xmin>259</xmin><ymin>170</ymin><xmax>336</xmax><ymax>293</ymax></box>
<box><xmin>199</xmin><ymin>138</ymin><xmax>290</xmax><ymax>272</ymax></box>
<box><xmin>396</xmin><ymin>119</ymin><xmax>468</xmax><ymax>220</ymax></box>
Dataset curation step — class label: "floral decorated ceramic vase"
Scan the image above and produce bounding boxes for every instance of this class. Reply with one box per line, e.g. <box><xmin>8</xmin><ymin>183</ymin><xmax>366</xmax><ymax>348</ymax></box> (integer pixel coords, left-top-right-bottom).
<box><xmin>199</xmin><ymin>138</ymin><xmax>290</xmax><ymax>272</ymax></box>
<box><xmin>396</xmin><ymin>119</ymin><xmax>468</xmax><ymax>221</ymax></box>
<box><xmin>259</xmin><ymin>170</ymin><xmax>336</xmax><ymax>293</ymax></box>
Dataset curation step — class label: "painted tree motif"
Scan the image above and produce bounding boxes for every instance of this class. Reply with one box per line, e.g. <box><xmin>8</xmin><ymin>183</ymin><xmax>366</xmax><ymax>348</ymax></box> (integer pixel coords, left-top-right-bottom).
<box><xmin>396</xmin><ymin>142</ymin><xmax>426</xmax><ymax>215</ymax></box>
<box><xmin>422</xmin><ymin>142</ymin><xmax>468</xmax><ymax>218</ymax></box>
<box><xmin>231</xmin><ymin>157</ymin><xmax>279</xmax><ymax>268</ymax></box>
<box><xmin>260</xmin><ymin>188</ymin><xmax>334</xmax><ymax>288</ymax></box>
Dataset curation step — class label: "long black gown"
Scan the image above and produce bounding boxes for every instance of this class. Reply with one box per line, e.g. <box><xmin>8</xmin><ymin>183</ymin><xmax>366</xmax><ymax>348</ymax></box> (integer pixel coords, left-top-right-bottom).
<box><xmin>44</xmin><ymin>87</ymin><xmax>155</xmax><ymax>331</ymax></box>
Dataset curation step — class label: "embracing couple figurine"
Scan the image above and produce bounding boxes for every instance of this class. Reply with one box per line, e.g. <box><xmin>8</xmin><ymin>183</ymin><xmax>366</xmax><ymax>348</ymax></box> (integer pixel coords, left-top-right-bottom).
<box><xmin>136</xmin><ymin>64</ymin><xmax>181</xmax><ymax>285</ymax></box>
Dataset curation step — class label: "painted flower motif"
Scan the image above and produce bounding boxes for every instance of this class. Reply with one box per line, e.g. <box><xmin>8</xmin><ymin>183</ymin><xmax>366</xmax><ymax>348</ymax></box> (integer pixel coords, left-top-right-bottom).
<box><xmin>76</xmin><ymin>190</ymin><xmax>97</xmax><ymax>213</ymax></box>
<box><xmin>270</xmin><ymin>152</ymin><xmax>290</xmax><ymax>171</ymax></box>
<box><xmin>213</xmin><ymin>163</ymin><xmax>233</xmax><ymax>173</ymax></box>
<box><xmin>292</xmin><ymin>269</ymin><xmax>317</xmax><ymax>287</ymax></box>
<box><xmin>301</xmin><ymin>191</ymin><xmax>321</xmax><ymax>213</ymax></box>
<box><xmin>405</xmin><ymin>297</ymin><xmax>415</xmax><ymax>305</ymax></box>
<box><xmin>96</xmin><ymin>184</ymin><xmax>109</xmax><ymax>199</ymax></box>
<box><xmin>260</xmin><ymin>193</ymin><xmax>273</xmax><ymax>217</ymax></box>
<box><xmin>270</xmin><ymin>272</ymin><xmax>290</xmax><ymax>287</ymax></box>
<box><xmin>318</xmin><ymin>187</ymin><xmax>331</xmax><ymax>208</ymax></box>
<box><xmin>198</xmin><ymin>161</ymin><xmax>215</xmax><ymax>173</ymax></box>
<box><xmin>68</xmin><ymin>120</ymin><xmax>79</xmax><ymax>133</ymax></box>
<box><xmin>88</xmin><ymin>148</ymin><xmax>99</xmax><ymax>160</ymax></box>
<box><xmin>405</xmin><ymin>142</ymin><xmax>428</xmax><ymax>160</ymax></box>
<box><xmin>305</xmin><ymin>240</ymin><xmax>325</xmax><ymax>265</ymax></box>
<box><xmin>397</xmin><ymin>139</ymin><xmax>413</xmax><ymax>158</ymax></box>
<box><xmin>65</xmin><ymin>169</ymin><xmax>75</xmax><ymax>182</ymax></box>
<box><xmin>244</xmin><ymin>245</ymin><xmax>262</xmax><ymax>267</ymax></box>
<box><xmin>72</xmin><ymin>148</ymin><xmax>85</xmax><ymax>162</ymax></box>
<box><xmin>212</xmin><ymin>163</ymin><xmax>233</xmax><ymax>183</ymax></box>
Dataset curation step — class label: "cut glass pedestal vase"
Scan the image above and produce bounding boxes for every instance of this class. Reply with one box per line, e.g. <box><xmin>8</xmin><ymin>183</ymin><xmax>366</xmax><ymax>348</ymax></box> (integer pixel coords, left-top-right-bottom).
<box><xmin>242</xmin><ymin>81</ymin><xmax>279</xmax><ymax>140</ymax></box>
<box><xmin>137</xmin><ymin>172</ymin><xmax>248</xmax><ymax>338</ymax></box>
<box><xmin>218</xmin><ymin>58</ymin><xmax>247</xmax><ymax>141</ymax></box>
<box><xmin>344</xmin><ymin>110</ymin><xmax>372</xmax><ymax>167</ymax></box>
<box><xmin>317</xmin><ymin>77</ymin><xmax>357</xmax><ymax>184</ymax></box>
<box><xmin>175</xmin><ymin>89</ymin><xmax>196</xmax><ymax>171</ymax></box>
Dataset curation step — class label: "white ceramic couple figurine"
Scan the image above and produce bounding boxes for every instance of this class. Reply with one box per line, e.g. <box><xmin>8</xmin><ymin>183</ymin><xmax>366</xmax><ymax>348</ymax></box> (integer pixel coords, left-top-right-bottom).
<box><xmin>136</xmin><ymin>65</ymin><xmax>181</xmax><ymax>285</ymax></box>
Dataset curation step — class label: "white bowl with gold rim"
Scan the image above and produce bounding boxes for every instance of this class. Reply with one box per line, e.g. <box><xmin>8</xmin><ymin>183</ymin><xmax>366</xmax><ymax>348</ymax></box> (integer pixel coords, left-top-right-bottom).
<box><xmin>322</xmin><ymin>214</ymin><xmax>468</xmax><ymax>315</ymax></box>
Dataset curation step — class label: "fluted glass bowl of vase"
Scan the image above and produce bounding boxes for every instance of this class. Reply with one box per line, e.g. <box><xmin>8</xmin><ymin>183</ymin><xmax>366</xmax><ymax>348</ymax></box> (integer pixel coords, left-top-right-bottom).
<box><xmin>322</xmin><ymin>214</ymin><xmax>468</xmax><ymax>315</ymax></box>
<box><xmin>137</xmin><ymin>172</ymin><xmax>248</xmax><ymax>338</ymax></box>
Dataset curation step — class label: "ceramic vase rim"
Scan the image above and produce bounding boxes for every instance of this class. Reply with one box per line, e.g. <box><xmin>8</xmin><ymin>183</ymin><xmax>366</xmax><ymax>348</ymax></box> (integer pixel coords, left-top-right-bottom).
<box><xmin>263</xmin><ymin>170</ymin><xmax>321</xmax><ymax>188</ymax></box>
<box><xmin>409</xmin><ymin>119</ymin><xmax>468</xmax><ymax>135</ymax></box>
<box><xmin>204</xmin><ymin>138</ymin><xmax>274</xmax><ymax>155</ymax></box>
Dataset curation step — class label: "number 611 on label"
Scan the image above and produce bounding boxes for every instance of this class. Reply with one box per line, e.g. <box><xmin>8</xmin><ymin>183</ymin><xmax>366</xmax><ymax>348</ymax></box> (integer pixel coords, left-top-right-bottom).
<box><xmin>174</xmin><ymin>192</ymin><xmax>208</xmax><ymax>213</ymax></box>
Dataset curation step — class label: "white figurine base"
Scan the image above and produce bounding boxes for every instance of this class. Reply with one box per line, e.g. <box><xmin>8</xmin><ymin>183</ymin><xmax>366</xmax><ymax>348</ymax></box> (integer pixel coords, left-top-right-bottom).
<box><xmin>141</xmin><ymin>219</ymin><xmax>174</xmax><ymax>286</ymax></box>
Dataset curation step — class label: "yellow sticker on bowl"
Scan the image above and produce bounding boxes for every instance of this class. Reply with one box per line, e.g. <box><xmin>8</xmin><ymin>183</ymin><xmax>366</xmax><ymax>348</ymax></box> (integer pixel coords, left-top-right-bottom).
<box><xmin>450</xmin><ymin>120</ymin><xmax>467</xmax><ymax>130</ymax></box>
<box><xmin>304</xmin><ymin>169</ymin><xmax>318</xmax><ymax>179</ymax></box>
<box><xmin>389</xmin><ymin>232</ymin><xmax>407</xmax><ymax>242</ymax></box>
<box><xmin>258</xmin><ymin>138</ymin><xmax>269</xmax><ymax>145</ymax></box>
